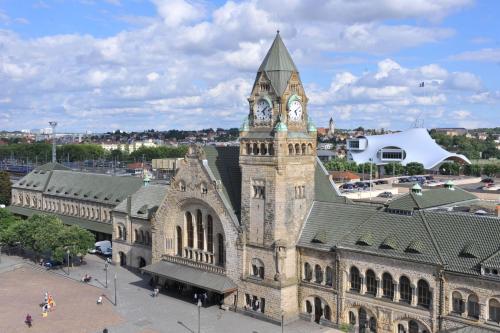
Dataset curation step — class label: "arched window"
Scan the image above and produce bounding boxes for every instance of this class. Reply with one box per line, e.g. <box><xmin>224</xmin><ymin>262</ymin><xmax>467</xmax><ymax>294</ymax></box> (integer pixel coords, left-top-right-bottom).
<box><xmin>196</xmin><ymin>210</ymin><xmax>204</xmax><ymax>250</ymax></box>
<box><xmin>295</xmin><ymin>143</ymin><xmax>300</xmax><ymax>155</ymax></box>
<box><xmin>350</xmin><ymin>266</ymin><xmax>361</xmax><ymax>292</ymax></box>
<box><xmin>409</xmin><ymin>320</ymin><xmax>419</xmax><ymax>333</ymax></box>
<box><xmin>417</xmin><ymin>279</ymin><xmax>431</xmax><ymax>308</ymax></box>
<box><xmin>179</xmin><ymin>180</ymin><xmax>186</xmax><ymax>191</ymax></box>
<box><xmin>186</xmin><ymin>212</ymin><xmax>194</xmax><ymax>248</ymax></box>
<box><xmin>207</xmin><ymin>215</ymin><xmax>213</xmax><ymax>253</ymax></box>
<box><xmin>288</xmin><ymin>144</ymin><xmax>294</xmax><ymax>155</ymax></box>
<box><xmin>490</xmin><ymin>299</ymin><xmax>500</xmax><ymax>323</ymax></box>
<box><xmin>366</xmin><ymin>269</ymin><xmax>377</xmax><ymax>296</ymax></box>
<box><xmin>315</xmin><ymin>265</ymin><xmax>323</xmax><ymax>284</ymax></box>
<box><xmin>253</xmin><ymin>143</ymin><xmax>259</xmax><ymax>155</ymax></box>
<box><xmin>304</xmin><ymin>262</ymin><xmax>312</xmax><ymax>282</ymax></box>
<box><xmin>382</xmin><ymin>273</ymin><xmax>394</xmax><ymax>300</ymax></box>
<box><xmin>176</xmin><ymin>226</ymin><xmax>183</xmax><ymax>256</ymax></box>
<box><xmin>260</xmin><ymin>143</ymin><xmax>267</xmax><ymax>155</ymax></box>
<box><xmin>251</xmin><ymin>258</ymin><xmax>264</xmax><ymax>279</ymax></box>
<box><xmin>468</xmin><ymin>294</ymin><xmax>480</xmax><ymax>319</ymax></box>
<box><xmin>452</xmin><ymin>291</ymin><xmax>464</xmax><ymax>314</ymax></box>
<box><xmin>140</xmin><ymin>230</ymin><xmax>145</xmax><ymax>244</ymax></box>
<box><xmin>268</xmin><ymin>143</ymin><xmax>274</xmax><ymax>155</ymax></box>
<box><xmin>305</xmin><ymin>300</ymin><xmax>312</xmax><ymax>314</ymax></box>
<box><xmin>134</xmin><ymin>229</ymin><xmax>139</xmax><ymax>243</ymax></box>
<box><xmin>369</xmin><ymin>317</ymin><xmax>377</xmax><ymax>332</ymax></box>
<box><xmin>324</xmin><ymin>305</ymin><xmax>331</xmax><ymax>321</ymax></box>
<box><xmin>217</xmin><ymin>233</ymin><xmax>224</xmax><ymax>266</ymax></box>
<box><xmin>307</xmin><ymin>143</ymin><xmax>313</xmax><ymax>154</ymax></box>
<box><xmin>400</xmin><ymin>276</ymin><xmax>412</xmax><ymax>303</ymax></box>
<box><xmin>118</xmin><ymin>226</ymin><xmax>123</xmax><ymax>239</ymax></box>
<box><xmin>325</xmin><ymin>266</ymin><xmax>333</xmax><ymax>287</ymax></box>
<box><xmin>301</xmin><ymin>143</ymin><xmax>306</xmax><ymax>155</ymax></box>
<box><xmin>349</xmin><ymin>311</ymin><xmax>356</xmax><ymax>325</ymax></box>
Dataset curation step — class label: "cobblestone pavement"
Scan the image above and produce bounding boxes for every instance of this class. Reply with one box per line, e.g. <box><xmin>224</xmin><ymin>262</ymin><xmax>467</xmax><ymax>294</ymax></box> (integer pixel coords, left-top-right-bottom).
<box><xmin>1</xmin><ymin>254</ymin><xmax>342</xmax><ymax>333</ymax></box>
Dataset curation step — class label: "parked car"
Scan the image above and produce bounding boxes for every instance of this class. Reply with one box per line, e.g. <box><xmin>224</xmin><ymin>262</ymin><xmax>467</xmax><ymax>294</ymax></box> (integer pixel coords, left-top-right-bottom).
<box><xmin>340</xmin><ymin>183</ymin><xmax>356</xmax><ymax>191</ymax></box>
<box><xmin>101</xmin><ymin>247</ymin><xmax>112</xmax><ymax>257</ymax></box>
<box><xmin>424</xmin><ymin>175</ymin><xmax>434</xmax><ymax>181</ymax></box>
<box><xmin>378</xmin><ymin>191</ymin><xmax>393</xmax><ymax>198</ymax></box>
<box><xmin>398</xmin><ymin>177</ymin><xmax>409</xmax><ymax>183</ymax></box>
<box><xmin>481</xmin><ymin>178</ymin><xmax>494</xmax><ymax>184</ymax></box>
<box><xmin>355</xmin><ymin>181</ymin><xmax>368</xmax><ymax>189</ymax></box>
<box><xmin>44</xmin><ymin>259</ymin><xmax>62</xmax><ymax>269</ymax></box>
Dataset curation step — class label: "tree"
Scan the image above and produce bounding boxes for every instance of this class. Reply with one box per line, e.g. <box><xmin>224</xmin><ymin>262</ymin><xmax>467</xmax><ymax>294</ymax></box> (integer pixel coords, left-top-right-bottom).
<box><xmin>0</xmin><ymin>171</ymin><xmax>11</xmax><ymax>205</ymax></box>
<box><xmin>464</xmin><ymin>164</ymin><xmax>481</xmax><ymax>176</ymax></box>
<box><xmin>405</xmin><ymin>162</ymin><xmax>424</xmax><ymax>176</ymax></box>
<box><xmin>0</xmin><ymin>213</ymin><xmax>95</xmax><ymax>261</ymax></box>
<box><xmin>384</xmin><ymin>162</ymin><xmax>405</xmax><ymax>176</ymax></box>
<box><xmin>439</xmin><ymin>162</ymin><xmax>460</xmax><ymax>175</ymax></box>
<box><xmin>482</xmin><ymin>164</ymin><xmax>499</xmax><ymax>177</ymax></box>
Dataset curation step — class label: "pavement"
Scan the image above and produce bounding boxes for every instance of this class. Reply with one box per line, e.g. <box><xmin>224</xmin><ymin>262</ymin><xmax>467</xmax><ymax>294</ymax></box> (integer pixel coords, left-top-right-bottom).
<box><xmin>0</xmin><ymin>253</ymin><xmax>342</xmax><ymax>333</ymax></box>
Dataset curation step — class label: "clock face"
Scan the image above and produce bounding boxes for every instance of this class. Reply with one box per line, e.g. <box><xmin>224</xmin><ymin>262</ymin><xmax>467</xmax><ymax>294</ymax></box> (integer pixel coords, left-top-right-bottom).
<box><xmin>254</xmin><ymin>99</ymin><xmax>272</xmax><ymax>122</ymax></box>
<box><xmin>288</xmin><ymin>100</ymin><xmax>303</xmax><ymax>122</ymax></box>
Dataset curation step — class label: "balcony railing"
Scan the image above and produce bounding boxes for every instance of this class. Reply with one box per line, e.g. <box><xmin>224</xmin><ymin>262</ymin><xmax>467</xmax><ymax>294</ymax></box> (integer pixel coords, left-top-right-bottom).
<box><xmin>162</xmin><ymin>253</ymin><xmax>225</xmax><ymax>275</ymax></box>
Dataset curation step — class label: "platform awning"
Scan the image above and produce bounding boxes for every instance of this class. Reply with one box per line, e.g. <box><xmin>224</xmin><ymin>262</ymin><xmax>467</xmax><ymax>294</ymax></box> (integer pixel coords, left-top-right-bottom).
<box><xmin>142</xmin><ymin>260</ymin><xmax>237</xmax><ymax>294</ymax></box>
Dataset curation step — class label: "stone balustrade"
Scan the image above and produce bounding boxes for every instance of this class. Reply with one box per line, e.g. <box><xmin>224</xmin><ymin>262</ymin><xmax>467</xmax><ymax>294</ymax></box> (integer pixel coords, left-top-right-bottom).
<box><xmin>162</xmin><ymin>253</ymin><xmax>225</xmax><ymax>275</ymax></box>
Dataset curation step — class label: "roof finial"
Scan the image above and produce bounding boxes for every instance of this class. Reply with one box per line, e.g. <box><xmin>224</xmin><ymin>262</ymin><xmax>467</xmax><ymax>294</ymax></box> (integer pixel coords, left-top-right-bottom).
<box><xmin>277</xmin><ymin>29</ymin><xmax>280</xmax><ymax>34</ymax></box>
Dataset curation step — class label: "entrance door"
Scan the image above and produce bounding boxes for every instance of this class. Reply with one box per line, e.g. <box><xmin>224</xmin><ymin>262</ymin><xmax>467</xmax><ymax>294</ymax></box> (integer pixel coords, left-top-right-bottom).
<box><xmin>119</xmin><ymin>252</ymin><xmax>126</xmax><ymax>266</ymax></box>
<box><xmin>314</xmin><ymin>297</ymin><xmax>322</xmax><ymax>323</ymax></box>
<box><xmin>138</xmin><ymin>257</ymin><xmax>146</xmax><ymax>268</ymax></box>
<box><xmin>359</xmin><ymin>308</ymin><xmax>367</xmax><ymax>333</ymax></box>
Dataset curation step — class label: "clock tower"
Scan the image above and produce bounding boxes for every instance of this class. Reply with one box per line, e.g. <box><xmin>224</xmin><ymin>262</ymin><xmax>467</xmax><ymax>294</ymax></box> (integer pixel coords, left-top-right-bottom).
<box><xmin>239</xmin><ymin>31</ymin><xmax>317</xmax><ymax>320</ymax></box>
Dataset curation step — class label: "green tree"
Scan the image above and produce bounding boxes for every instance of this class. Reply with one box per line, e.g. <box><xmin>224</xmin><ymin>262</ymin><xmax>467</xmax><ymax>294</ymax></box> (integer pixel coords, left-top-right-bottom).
<box><xmin>129</xmin><ymin>146</ymin><xmax>188</xmax><ymax>161</ymax></box>
<box><xmin>0</xmin><ymin>209</ymin><xmax>20</xmax><ymax>243</ymax></box>
<box><xmin>324</xmin><ymin>158</ymin><xmax>358</xmax><ymax>172</ymax></box>
<box><xmin>0</xmin><ymin>171</ymin><xmax>11</xmax><ymax>205</ymax></box>
<box><xmin>384</xmin><ymin>162</ymin><xmax>405</xmax><ymax>176</ymax></box>
<box><xmin>405</xmin><ymin>162</ymin><xmax>424</xmax><ymax>176</ymax></box>
<box><xmin>463</xmin><ymin>164</ymin><xmax>481</xmax><ymax>176</ymax></box>
<box><xmin>439</xmin><ymin>162</ymin><xmax>460</xmax><ymax>175</ymax></box>
<box><xmin>482</xmin><ymin>164</ymin><xmax>499</xmax><ymax>177</ymax></box>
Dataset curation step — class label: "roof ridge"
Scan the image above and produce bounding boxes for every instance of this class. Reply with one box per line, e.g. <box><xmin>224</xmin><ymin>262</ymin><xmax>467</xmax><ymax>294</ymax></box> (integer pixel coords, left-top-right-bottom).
<box><xmin>481</xmin><ymin>247</ymin><xmax>500</xmax><ymax>264</ymax></box>
<box><xmin>419</xmin><ymin>211</ymin><xmax>446</xmax><ymax>266</ymax></box>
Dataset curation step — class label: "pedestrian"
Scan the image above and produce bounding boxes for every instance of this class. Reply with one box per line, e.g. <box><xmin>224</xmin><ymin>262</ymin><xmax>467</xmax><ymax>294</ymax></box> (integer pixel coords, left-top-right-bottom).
<box><xmin>203</xmin><ymin>292</ymin><xmax>208</xmax><ymax>305</ymax></box>
<box><xmin>97</xmin><ymin>296</ymin><xmax>103</xmax><ymax>305</ymax></box>
<box><xmin>25</xmin><ymin>314</ymin><xmax>32</xmax><ymax>328</ymax></box>
<box><xmin>194</xmin><ymin>293</ymin><xmax>198</xmax><ymax>303</ymax></box>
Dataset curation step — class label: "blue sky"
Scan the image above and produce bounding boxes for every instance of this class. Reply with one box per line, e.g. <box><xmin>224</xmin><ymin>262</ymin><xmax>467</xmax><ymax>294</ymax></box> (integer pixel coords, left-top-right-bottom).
<box><xmin>0</xmin><ymin>0</ymin><xmax>499</xmax><ymax>132</ymax></box>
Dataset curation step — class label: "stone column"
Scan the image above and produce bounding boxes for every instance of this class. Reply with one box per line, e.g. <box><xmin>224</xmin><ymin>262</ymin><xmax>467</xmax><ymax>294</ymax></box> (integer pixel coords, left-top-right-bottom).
<box><xmin>376</xmin><ymin>278</ymin><xmax>382</xmax><ymax>298</ymax></box>
<box><xmin>360</xmin><ymin>275</ymin><xmax>366</xmax><ymax>294</ymax></box>
<box><xmin>393</xmin><ymin>282</ymin><xmax>400</xmax><ymax>302</ymax></box>
<box><xmin>411</xmin><ymin>284</ymin><xmax>417</xmax><ymax>306</ymax></box>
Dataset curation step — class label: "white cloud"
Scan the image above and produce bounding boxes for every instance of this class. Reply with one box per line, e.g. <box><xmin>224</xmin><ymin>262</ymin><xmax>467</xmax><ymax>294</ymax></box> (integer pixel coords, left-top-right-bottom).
<box><xmin>152</xmin><ymin>0</ymin><xmax>204</xmax><ymax>27</ymax></box>
<box><xmin>450</xmin><ymin>48</ymin><xmax>500</xmax><ymax>62</ymax></box>
<box><xmin>452</xmin><ymin>110</ymin><xmax>471</xmax><ymax>119</ymax></box>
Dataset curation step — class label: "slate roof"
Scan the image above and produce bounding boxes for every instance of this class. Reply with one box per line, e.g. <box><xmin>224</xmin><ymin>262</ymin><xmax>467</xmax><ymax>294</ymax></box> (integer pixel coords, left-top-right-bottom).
<box><xmin>314</xmin><ymin>158</ymin><xmax>351</xmax><ymax>204</ymax></box>
<box><xmin>114</xmin><ymin>184</ymin><xmax>168</xmax><ymax>220</ymax></box>
<box><xmin>42</xmin><ymin>171</ymin><xmax>142</xmax><ymax>205</ymax></box>
<box><xmin>387</xmin><ymin>187</ymin><xmax>477</xmax><ymax>212</ymax></box>
<box><xmin>203</xmin><ymin>146</ymin><xmax>242</xmax><ymax>219</ymax></box>
<box><xmin>300</xmin><ymin>198</ymin><xmax>500</xmax><ymax>276</ymax></box>
<box><xmin>256</xmin><ymin>32</ymin><xmax>298</xmax><ymax>96</ymax></box>
<box><xmin>14</xmin><ymin>164</ymin><xmax>143</xmax><ymax>206</ymax></box>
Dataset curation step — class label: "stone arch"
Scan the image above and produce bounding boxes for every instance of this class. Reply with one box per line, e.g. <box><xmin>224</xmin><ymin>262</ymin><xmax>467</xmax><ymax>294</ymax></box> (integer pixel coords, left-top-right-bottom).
<box><xmin>302</xmin><ymin>295</ymin><xmax>331</xmax><ymax>323</ymax></box>
<box><xmin>137</xmin><ymin>256</ymin><xmax>146</xmax><ymax>268</ymax></box>
<box><xmin>301</xmin><ymin>143</ymin><xmax>306</xmax><ymax>155</ymax></box>
<box><xmin>393</xmin><ymin>317</ymin><xmax>432</xmax><ymax>333</ymax></box>
<box><xmin>307</xmin><ymin>143</ymin><xmax>313</xmax><ymax>154</ymax></box>
<box><xmin>288</xmin><ymin>144</ymin><xmax>294</xmax><ymax>155</ymax></box>
<box><xmin>342</xmin><ymin>304</ymin><xmax>378</xmax><ymax>332</ymax></box>
<box><xmin>294</xmin><ymin>143</ymin><xmax>300</xmax><ymax>155</ymax></box>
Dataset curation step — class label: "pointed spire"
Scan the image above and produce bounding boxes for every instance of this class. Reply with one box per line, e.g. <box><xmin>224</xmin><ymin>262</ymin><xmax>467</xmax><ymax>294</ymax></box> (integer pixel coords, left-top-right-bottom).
<box><xmin>256</xmin><ymin>32</ymin><xmax>298</xmax><ymax>96</ymax></box>
<box><xmin>258</xmin><ymin>32</ymin><xmax>297</xmax><ymax>73</ymax></box>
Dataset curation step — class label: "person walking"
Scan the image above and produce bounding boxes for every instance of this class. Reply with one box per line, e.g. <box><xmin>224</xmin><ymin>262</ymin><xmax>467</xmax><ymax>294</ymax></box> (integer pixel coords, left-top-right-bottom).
<box><xmin>25</xmin><ymin>314</ymin><xmax>32</xmax><ymax>328</ymax></box>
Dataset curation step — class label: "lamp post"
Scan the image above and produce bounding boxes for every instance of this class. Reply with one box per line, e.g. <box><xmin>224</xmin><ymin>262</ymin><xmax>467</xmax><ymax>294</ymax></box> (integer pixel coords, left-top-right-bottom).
<box><xmin>114</xmin><ymin>273</ymin><xmax>118</xmax><ymax>306</ymax></box>
<box><xmin>66</xmin><ymin>249</ymin><xmax>70</xmax><ymax>275</ymax></box>
<box><xmin>105</xmin><ymin>263</ymin><xmax>108</xmax><ymax>288</ymax></box>
<box><xmin>369</xmin><ymin>158</ymin><xmax>373</xmax><ymax>201</ymax></box>
<box><xmin>197</xmin><ymin>298</ymin><xmax>202</xmax><ymax>333</ymax></box>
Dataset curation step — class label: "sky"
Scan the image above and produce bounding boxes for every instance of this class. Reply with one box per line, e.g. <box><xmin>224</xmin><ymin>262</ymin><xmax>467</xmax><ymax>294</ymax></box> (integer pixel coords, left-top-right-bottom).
<box><xmin>0</xmin><ymin>0</ymin><xmax>499</xmax><ymax>133</ymax></box>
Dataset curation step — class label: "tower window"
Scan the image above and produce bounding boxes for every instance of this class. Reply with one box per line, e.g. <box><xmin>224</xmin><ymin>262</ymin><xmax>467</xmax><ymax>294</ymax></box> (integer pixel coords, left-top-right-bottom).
<box><xmin>259</xmin><ymin>83</ymin><xmax>270</xmax><ymax>91</ymax></box>
<box><xmin>253</xmin><ymin>186</ymin><xmax>265</xmax><ymax>199</ymax></box>
<box><xmin>295</xmin><ymin>185</ymin><xmax>305</xmax><ymax>199</ymax></box>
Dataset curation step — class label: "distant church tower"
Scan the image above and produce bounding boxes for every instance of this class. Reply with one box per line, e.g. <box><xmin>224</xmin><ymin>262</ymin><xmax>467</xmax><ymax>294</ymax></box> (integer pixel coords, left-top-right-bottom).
<box><xmin>328</xmin><ymin>117</ymin><xmax>335</xmax><ymax>137</ymax></box>
<box><xmin>239</xmin><ymin>32</ymin><xmax>317</xmax><ymax>320</ymax></box>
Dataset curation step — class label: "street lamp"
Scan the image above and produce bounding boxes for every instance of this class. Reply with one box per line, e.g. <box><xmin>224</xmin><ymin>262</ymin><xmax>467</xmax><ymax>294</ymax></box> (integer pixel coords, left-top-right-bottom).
<box><xmin>197</xmin><ymin>298</ymin><xmax>202</xmax><ymax>333</ymax></box>
<box><xmin>66</xmin><ymin>249</ymin><xmax>70</xmax><ymax>275</ymax></box>
<box><xmin>114</xmin><ymin>273</ymin><xmax>118</xmax><ymax>306</ymax></box>
<box><xmin>104</xmin><ymin>263</ymin><xmax>108</xmax><ymax>288</ymax></box>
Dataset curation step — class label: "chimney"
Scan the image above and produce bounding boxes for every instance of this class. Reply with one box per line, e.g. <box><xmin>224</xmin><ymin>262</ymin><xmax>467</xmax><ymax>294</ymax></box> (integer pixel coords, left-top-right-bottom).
<box><xmin>126</xmin><ymin>195</ymin><xmax>132</xmax><ymax>215</ymax></box>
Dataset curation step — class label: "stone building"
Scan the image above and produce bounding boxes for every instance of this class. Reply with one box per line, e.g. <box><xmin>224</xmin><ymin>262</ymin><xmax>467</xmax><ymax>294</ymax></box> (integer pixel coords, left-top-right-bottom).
<box><xmin>9</xmin><ymin>32</ymin><xmax>500</xmax><ymax>333</ymax></box>
<box><xmin>9</xmin><ymin>162</ymin><xmax>143</xmax><ymax>241</ymax></box>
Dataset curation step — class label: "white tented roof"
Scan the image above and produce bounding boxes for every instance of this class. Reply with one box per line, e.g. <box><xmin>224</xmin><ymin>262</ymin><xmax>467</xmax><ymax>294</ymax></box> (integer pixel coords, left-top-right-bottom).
<box><xmin>348</xmin><ymin>128</ymin><xmax>471</xmax><ymax>169</ymax></box>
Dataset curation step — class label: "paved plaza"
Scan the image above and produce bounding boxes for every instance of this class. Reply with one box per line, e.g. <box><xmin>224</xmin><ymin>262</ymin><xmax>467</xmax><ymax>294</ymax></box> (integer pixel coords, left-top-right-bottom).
<box><xmin>0</xmin><ymin>254</ymin><xmax>341</xmax><ymax>333</ymax></box>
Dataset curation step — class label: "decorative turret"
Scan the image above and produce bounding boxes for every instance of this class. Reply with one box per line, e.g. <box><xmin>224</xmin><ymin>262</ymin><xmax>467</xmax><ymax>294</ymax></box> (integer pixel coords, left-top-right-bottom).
<box><xmin>143</xmin><ymin>170</ymin><xmax>151</xmax><ymax>187</ymax></box>
<box><xmin>308</xmin><ymin>116</ymin><xmax>317</xmax><ymax>134</ymax></box>
<box><xmin>411</xmin><ymin>183</ymin><xmax>422</xmax><ymax>196</ymax></box>
<box><xmin>444</xmin><ymin>180</ymin><xmax>455</xmax><ymax>191</ymax></box>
